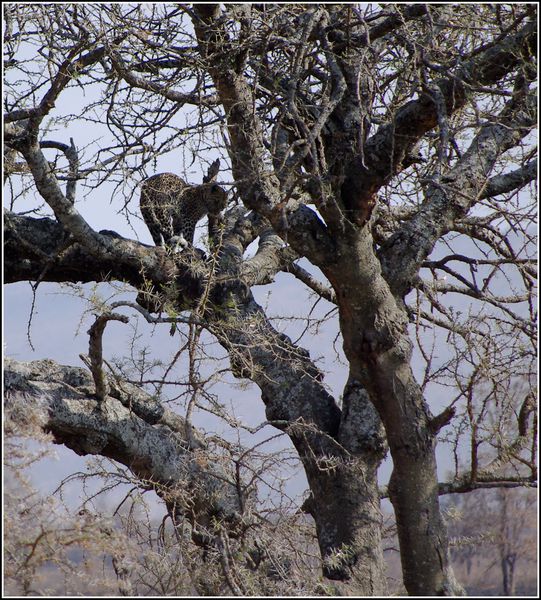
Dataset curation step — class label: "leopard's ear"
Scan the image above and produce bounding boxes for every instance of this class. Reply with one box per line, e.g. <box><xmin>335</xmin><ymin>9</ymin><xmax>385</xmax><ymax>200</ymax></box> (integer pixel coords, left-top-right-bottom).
<box><xmin>203</xmin><ymin>158</ymin><xmax>220</xmax><ymax>184</ymax></box>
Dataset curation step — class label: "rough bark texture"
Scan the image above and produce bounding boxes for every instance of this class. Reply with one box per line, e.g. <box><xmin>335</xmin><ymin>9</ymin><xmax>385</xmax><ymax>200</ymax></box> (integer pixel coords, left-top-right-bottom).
<box><xmin>4</xmin><ymin>357</ymin><xmax>245</xmax><ymax>535</ymax></box>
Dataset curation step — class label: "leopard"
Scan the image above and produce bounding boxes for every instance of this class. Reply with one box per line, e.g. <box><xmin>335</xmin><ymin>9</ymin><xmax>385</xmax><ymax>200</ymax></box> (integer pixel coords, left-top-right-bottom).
<box><xmin>140</xmin><ymin>161</ymin><xmax>227</xmax><ymax>251</ymax></box>
<box><xmin>136</xmin><ymin>161</ymin><xmax>227</xmax><ymax>315</ymax></box>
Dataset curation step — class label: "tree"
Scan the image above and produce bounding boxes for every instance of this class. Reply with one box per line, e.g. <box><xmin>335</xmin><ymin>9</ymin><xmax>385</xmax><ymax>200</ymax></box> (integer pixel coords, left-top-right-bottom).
<box><xmin>4</xmin><ymin>3</ymin><xmax>537</xmax><ymax>596</ymax></box>
<box><xmin>448</xmin><ymin>486</ymin><xmax>537</xmax><ymax>595</ymax></box>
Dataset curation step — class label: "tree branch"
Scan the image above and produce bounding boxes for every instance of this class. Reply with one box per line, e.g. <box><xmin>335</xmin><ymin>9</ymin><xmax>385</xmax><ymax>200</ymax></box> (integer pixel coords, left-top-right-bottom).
<box><xmin>341</xmin><ymin>20</ymin><xmax>536</xmax><ymax>218</ymax></box>
<box><xmin>4</xmin><ymin>358</ymin><xmax>246</xmax><ymax>533</ymax></box>
<box><xmin>4</xmin><ymin>212</ymin><xmax>177</xmax><ymax>289</ymax></box>
<box><xmin>379</xmin><ymin>90</ymin><xmax>536</xmax><ymax>297</ymax></box>
<box><xmin>480</xmin><ymin>159</ymin><xmax>537</xmax><ymax>200</ymax></box>
<box><xmin>191</xmin><ymin>4</ymin><xmax>336</xmax><ymax>265</ymax></box>
<box><xmin>86</xmin><ymin>312</ymin><xmax>130</xmax><ymax>401</ymax></box>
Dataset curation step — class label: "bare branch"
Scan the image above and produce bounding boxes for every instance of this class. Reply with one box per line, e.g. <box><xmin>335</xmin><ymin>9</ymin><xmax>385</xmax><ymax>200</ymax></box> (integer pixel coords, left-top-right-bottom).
<box><xmin>86</xmin><ymin>312</ymin><xmax>130</xmax><ymax>401</ymax></box>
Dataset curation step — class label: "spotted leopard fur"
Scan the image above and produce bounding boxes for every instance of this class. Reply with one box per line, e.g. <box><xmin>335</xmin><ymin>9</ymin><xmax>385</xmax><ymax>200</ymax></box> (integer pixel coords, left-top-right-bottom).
<box><xmin>140</xmin><ymin>172</ymin><xmax>227</xmax><ymax>250</ymax></box>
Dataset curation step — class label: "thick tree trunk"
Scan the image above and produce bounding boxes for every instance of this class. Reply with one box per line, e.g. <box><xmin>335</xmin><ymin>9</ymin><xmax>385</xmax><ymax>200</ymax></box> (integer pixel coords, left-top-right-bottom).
<box><xmin>207</xmin><ymin>264</ymin><xmax>388</xmax><ymax>594</ymax></box>
<box><xmin>327</xmin><ymin>229</ymin><xmax>464</xmax><ymax>596</ymax></box>
<box><xmin>304</xmin><ymin>456</ymin><xmax>385</xmax><ymax>594</ymax></box>
<box><xmin>389</xmin><ymin>451</ymin><xmax>458</xmax><ymax>595</ymax></box>
<box><xmin>349</xmin><ymin>340</ymin><xmax>463</xmax><ymax>595</ymax></box>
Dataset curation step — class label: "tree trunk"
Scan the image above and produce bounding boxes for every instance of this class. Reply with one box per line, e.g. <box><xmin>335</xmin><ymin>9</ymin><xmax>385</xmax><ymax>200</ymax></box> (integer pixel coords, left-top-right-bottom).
<box><xmin>502</xmin><ymin>554</ymin><xmax>517</xmax><ymax>596</ymax></box>
<box><xmin>207</xmin><ymin>267</ymin><xmax>388</xmax><ymax>594</ymax></box>
<box><xmin>327</xmin><ymin>229</ymin><xmax>464</xmax><ymax>595</ymax></box>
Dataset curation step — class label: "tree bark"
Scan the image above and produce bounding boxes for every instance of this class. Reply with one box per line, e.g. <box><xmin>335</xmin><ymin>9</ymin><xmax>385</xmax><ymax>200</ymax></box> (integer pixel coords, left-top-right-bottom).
<box><xmin>319</xmin><ymin>224</ymin><xmax>464</xmax><ymax>595</ymax></box>
<box><xmin>4</xmin><ymin>357</ymin><xmax>245</xmax><ymax>536</ymax></box>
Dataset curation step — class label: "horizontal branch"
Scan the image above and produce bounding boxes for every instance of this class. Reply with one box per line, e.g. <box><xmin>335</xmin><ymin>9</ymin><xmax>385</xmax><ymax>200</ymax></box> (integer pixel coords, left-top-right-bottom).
<box><xmin>480</xmin><ymin>159</ymin><xmax>537</xmax><ymax>199</ymax></box>
<box><xmin>4</xmin><ymin>357</ymin><xmax>246</xmax><ymax>532</ymax></box>
<box><xmin>4</xmin><ymin>212</ymin><xmax>177</xmax><ymax>289</ymax></box>
<box><xmin>380</xmin><ymin>477</ymin><xmax>536</xmax><ymax>499</ymax></box>
<box><xmin>438</xmin><ymin>478</ymin><xmax>537</xmax><ymax>495</ymax></box>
